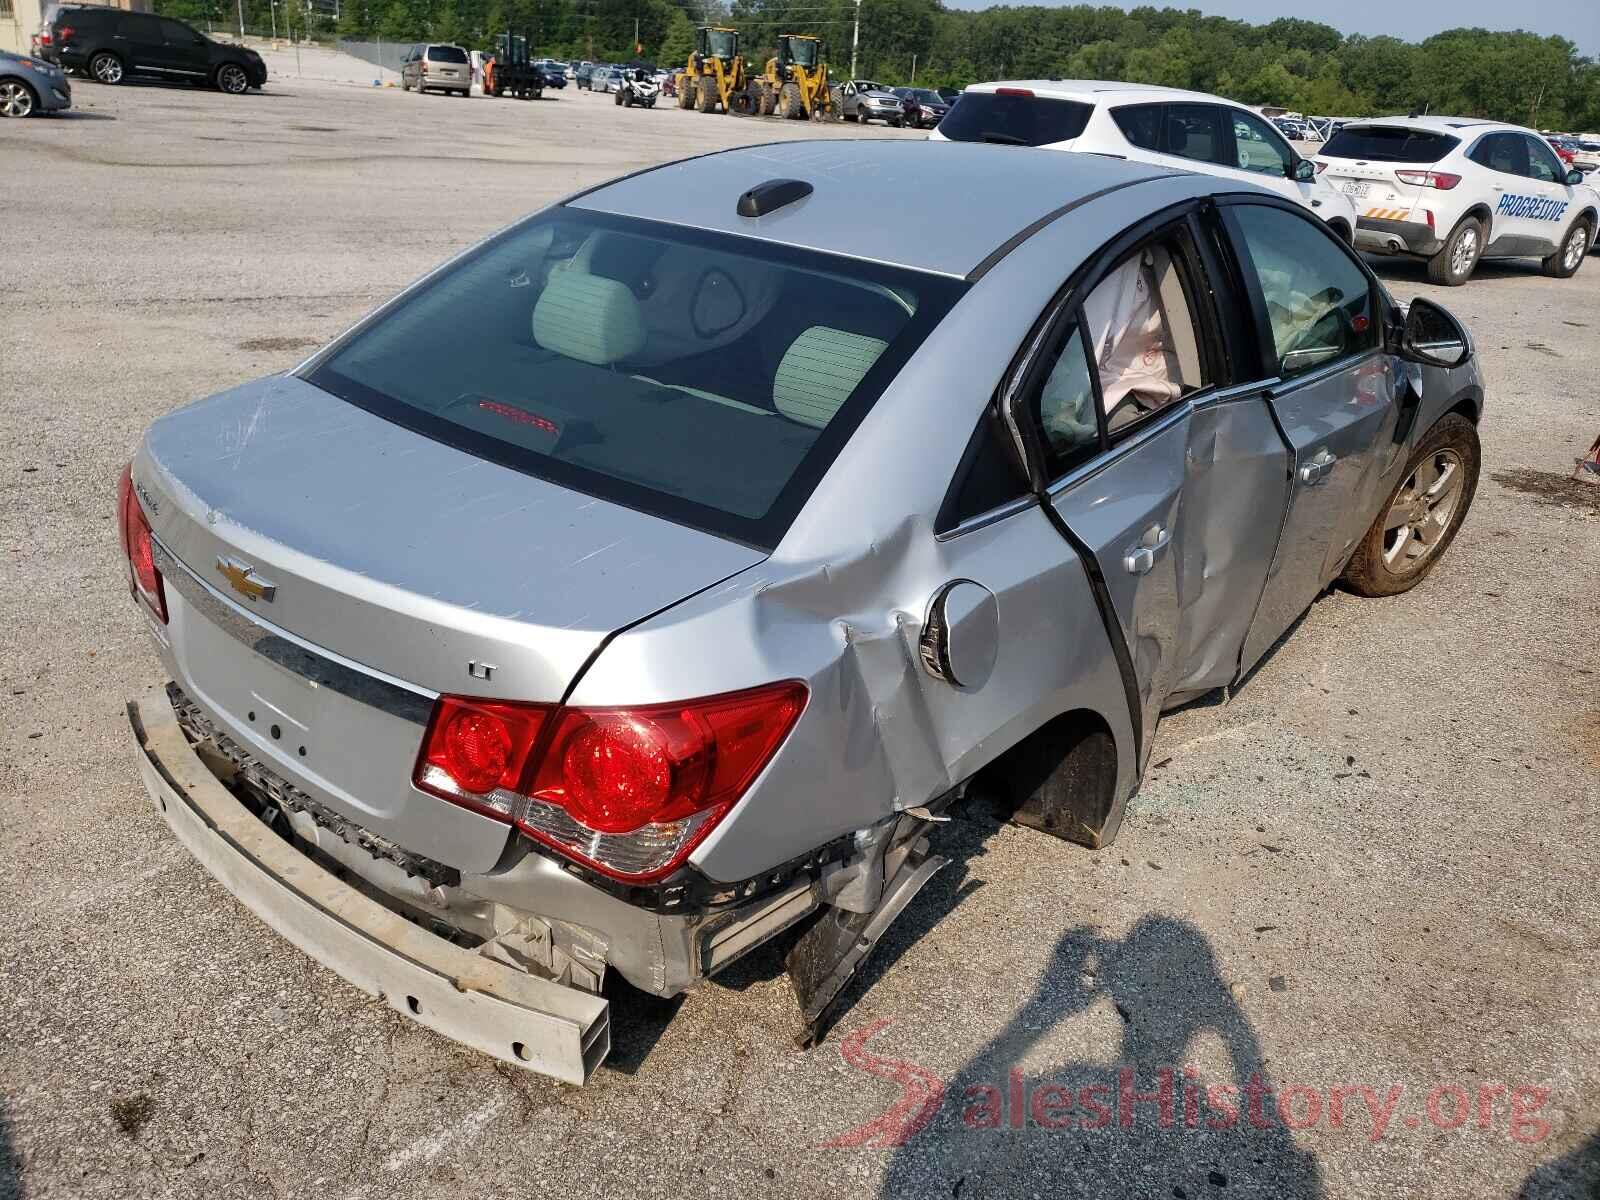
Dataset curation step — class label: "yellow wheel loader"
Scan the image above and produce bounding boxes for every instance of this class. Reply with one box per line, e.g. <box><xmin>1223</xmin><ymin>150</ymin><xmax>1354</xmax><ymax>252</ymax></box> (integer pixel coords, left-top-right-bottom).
<box><xmin>751</xmin><ymin>34</ymin><xmax>841</xmax><ymax>121</ymax></box>
<box><xmin>680</xmin><ymin>26</ymin><xmax>748</xmax><ymax>114</ymax></box>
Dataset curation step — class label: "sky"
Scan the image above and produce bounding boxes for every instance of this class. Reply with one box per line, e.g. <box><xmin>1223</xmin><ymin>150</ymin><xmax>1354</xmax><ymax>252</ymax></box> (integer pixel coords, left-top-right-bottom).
<box><xmin>941</xmin><ymin>0</ymin><xmax>1600</xmax><ymax>56</ymax></box>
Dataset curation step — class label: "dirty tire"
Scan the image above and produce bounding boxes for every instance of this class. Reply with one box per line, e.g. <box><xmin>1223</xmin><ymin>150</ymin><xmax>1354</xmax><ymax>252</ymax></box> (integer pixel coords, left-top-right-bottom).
<box><xmin>1426</xmin><ymin>216</ymin><xmax>1483</xmax><ymax>286</ymax></box>
<box><xmin>779</xmin><ymin>81</ymin><xmax>802</xmax><ymax>119</ymax></box>
<box><xmin>1542</xmin><ymin>218</ymin><xmax>1591</xmax><ymax>278</ymax></box>
<box><xmin>1342</xmin><ymin>413</ymin><xmax>1480</xmax><ymax>597</ymax></box>
<box><xmin>827</xmin><ymin>84</ymin><xmax>843</xmax><ymax>121</ymax></box>
<box><xmin>614</xmin><ymin>86</ymin><xmax>625</xmax><ymax>105</ymax></box>
<box><xmin>996</xmin><ymin>721</ymin><xmax>1124</xmax><ymax>850</ymax></box>
<box><xmin>89</xmin><ymin>51</ymin><xmax>124</xmax><ymax>84</ymax></box>
<box><xmin>677</xmin><ymin>78</ymin><xmax>694</xmax><ymax>108</ymax></box>
<box><xmin>696</xmin><ymin>75</ymin><xmax>717</xmax><ymax>112</ymax></box>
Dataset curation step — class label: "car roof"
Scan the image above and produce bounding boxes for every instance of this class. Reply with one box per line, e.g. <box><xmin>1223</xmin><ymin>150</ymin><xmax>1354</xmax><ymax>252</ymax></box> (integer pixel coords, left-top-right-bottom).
<box><xmin>1338</xmin><ymin>114</ymin><xmax>1524</xmax><ymax>137</ymax></box>
<box><xmin>569</xmin><ymin>139</ymin><xmax>1182</xmax><ymax>278</ymax></box>
<box><xmin>964</xmin><ymin>79</ymin><xmax>1247</xmax><ymax>108</ymax></box>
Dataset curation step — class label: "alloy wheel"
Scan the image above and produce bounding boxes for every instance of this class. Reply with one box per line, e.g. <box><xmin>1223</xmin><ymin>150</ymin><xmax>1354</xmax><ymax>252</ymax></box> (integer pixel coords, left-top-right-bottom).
<box><xmin>218</xmin><ymin>64</ymin><xmax>248</xmax><ymax>94</ymax></box>
<box><xmin>0</xmin><ymin>80</ymin><xmax>34</xmax><ymax>117</ymax></box>
<box><xmin>1450</xmin><ymin>225</ymin><xmax>1479</xmax><ymax>278</ymax></box>
<box><xmin>1565</xmin><ymin>226</ymin><xmax>1589</xmax><ymax>271</ymax></box>
<box><xmin>92</xmin><ymin>54</ymin><xmax>123</xmax><ymax>84</ymax></box>
<box><xmin>1382</xmin><ymin>449</ymin><xmax>1465</xmax><ymax>570</ymax></box>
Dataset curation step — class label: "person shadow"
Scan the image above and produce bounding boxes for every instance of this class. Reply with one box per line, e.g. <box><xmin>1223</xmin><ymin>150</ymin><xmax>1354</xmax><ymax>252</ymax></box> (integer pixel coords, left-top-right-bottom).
<box><xmin>1515</xmin><ymin>1129</ymin><xmax>1600</xmax><ymax>1198</ymax></box>
<box><xmin>871</xmin><ymin>917</ymin><xmax>1324</xmax><ymax>1199</ymax></box>
<box><xmin>1</xmin><ymin>1103</ymin><xmax>18</xmax><ymax>1200</ymax></box>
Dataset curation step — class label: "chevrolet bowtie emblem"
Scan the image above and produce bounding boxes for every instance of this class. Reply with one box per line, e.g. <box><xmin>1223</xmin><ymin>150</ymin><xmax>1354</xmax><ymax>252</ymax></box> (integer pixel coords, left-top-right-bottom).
<box><xmin>216</xmin><ymin>555</ymin><xmax>276</xmax><ymax>603</ymax></box>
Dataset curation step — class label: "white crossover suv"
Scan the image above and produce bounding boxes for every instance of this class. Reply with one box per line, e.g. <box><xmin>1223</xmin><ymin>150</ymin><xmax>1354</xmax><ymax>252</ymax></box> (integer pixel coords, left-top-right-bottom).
<box><xmin>931</xmin><ymin>80</ymin><xmax>1359</xmax><ymax>239</ymax></box>
<box><xmin>1315</xmin><ymin>115</ymin><xmax>1600</xmax><ymax>285</ymax></box>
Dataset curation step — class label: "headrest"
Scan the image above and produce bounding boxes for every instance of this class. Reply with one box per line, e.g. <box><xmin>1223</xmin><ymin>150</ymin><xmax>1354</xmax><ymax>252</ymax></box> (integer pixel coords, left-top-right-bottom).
<box><xmin>1166</xmin><ymin>119</ymin><xmax>1188</xmax><ymax>153</ymax></box>
<box><xmin>532</xmin><ymin>271</ymin><xmax>646</xmax><ymax>366</ymax></box>
<box><xmin>772</xmin><ymin>326</ymin><xmax>888</xmax><ymax>429</ymax></box>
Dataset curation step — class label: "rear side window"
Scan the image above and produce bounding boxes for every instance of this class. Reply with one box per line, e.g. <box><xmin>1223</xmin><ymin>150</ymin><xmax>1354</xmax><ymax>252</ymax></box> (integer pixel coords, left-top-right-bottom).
<box><xmin>1230</xmin><ymin>205</ymin><xmax>1376</xmax><ymax>378</ymax></box>
<box><xmin>1111</xmin><ymin>103</ymin><xmax>1162</xmax><ymax>151</ymax></box>
<box><xmin>307</xmin><ymin>211</ymin><xmax>964</xmax><ymax>548</ymax></box>
<box><xmin>1322</xmin><ymin>126</ymin><xmax>1458</xmax><ymax>163</ymax></box>
<box><xmin>427</xmin><ymin>45</ymin><xmax>468</xmax><ymax>63</ymax></box>
<box><xmin>1163</xmin><ymin>105</ymin><xmax>1228</xmax><ymax>166</ymax></box>
<box><xmin>938</xmin><ymin>92</ymin><xmax>1092</xmax><ymax>147</ymax></box>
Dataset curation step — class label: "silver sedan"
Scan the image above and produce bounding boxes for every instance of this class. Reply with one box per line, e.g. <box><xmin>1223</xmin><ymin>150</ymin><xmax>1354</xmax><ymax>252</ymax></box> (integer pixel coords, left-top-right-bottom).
<box><xmin>121</xmin><ymin>142</ymin><xmax>1482</xmax><ymax>1083</ymax></box>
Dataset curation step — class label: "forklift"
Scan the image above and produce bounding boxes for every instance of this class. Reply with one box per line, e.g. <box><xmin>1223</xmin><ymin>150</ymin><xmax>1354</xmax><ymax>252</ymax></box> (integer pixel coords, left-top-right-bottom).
<box><xmin>484</xmin><ymin>32</ymin><xmax>544</xmax><ymax>99</ymax></box>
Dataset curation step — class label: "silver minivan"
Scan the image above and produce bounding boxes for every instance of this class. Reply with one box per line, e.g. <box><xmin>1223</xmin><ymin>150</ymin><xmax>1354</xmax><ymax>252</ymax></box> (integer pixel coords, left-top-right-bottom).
<box><xmin>401</xmin><ymin>43</ymin><xmax>471</xmax><ymax>97</ymax></box>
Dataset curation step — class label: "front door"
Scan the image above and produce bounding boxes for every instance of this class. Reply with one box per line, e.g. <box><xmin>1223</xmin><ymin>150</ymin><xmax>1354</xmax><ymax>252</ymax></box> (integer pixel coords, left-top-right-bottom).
<box><xmin>154</xmin><ymin>18</ymin><xmax>210</xmax><ymax>79</ymax></box>
<box><xmin>1222</xmin><ymin>201</ymin><xmax>1401</xmax><ymax>673</ymax></box>
<box><xmin>113</xmin><ymin>13</ymin><xmax>165</xmax><ymax>78</ymax></box>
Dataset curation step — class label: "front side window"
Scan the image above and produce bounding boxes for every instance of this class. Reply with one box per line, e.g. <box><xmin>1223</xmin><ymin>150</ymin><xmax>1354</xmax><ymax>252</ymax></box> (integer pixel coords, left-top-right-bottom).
<box><xmin>159</xmin><ymin>18</ymin><xmax>201</xmax><ymax>43</ymax></box>
<box><xmin>1229</xmin><ymin>109</ymin><xmax>1292</xmax><ymax>177</ymax></box>
<box><xmin>1230</xmin><ymin>205</ymin><xmax>1376</xmax><ymax>378</ymax></box>
<box><xmin>306</xmin><ymin>210</ymin><xmax>964</xmax><ymax>547</ymax></box>
<box><xmin>1524</xmin><ymin>136</ymin><xmax>1566</xmax><ymax>183</ymax></box>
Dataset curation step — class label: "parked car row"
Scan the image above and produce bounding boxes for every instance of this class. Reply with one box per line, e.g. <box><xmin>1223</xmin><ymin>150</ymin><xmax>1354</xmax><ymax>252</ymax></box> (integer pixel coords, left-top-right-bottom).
<box><xmin>927</xmin><ymin>80</ymin><xmax>1599</xmax><ymax>284</ymax></box>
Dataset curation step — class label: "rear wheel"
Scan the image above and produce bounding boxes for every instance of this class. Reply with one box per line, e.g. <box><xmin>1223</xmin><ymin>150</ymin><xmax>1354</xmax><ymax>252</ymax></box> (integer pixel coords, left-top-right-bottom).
<box><xmin>1342</xmin><ymin>413</ymin><xmax>1480</xmax><ymax>597</ymax></box>
<box><xmin>677</xmin><ymin>76</ymin><xmax>694</xmax><ymax>108</ymax></box>
<box><xmin>0</xmin><ymin>78</ymin><xmax>37</xmax><ymax>117</ymax></box>
<box><xmin>779</xmin><ymin>80</ymin><xmax>802</xmax><ymax>119</ymax></box>
<box><xmin>1543</xmin><ymin>218</ymin><xmax>1591</xmax><ymax>278</ymax></box>
<box><xmin>696</xmin><ymin>75</ymin><xmax>717</xmax><ymax>113</ymax></box>
<box><xmin>216</xmin><ymin>63</ymin><xmax>249</xmax><ymax>94</ymax></box>
<box><xmin>827</xmin><ymin>85</ymin><xmax>843</xmax><ymax>121</ymax></box>
<box><xmin>89</xmin><ymin>51</ymin><xmax>123</xmax><ymax>84</ymax></box>
<box><xmin>1426</xmin><ymin>216</ymin><xmax>1483</xmax><ymax>286</ymax></box>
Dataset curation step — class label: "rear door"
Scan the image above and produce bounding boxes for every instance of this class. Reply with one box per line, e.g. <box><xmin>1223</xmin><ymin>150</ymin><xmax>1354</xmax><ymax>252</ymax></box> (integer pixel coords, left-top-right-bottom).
<box><xmin>1010</xmin><ymin>205</ymin><xmax>1287</xmax><ymax>754</ymax></box>
<box><xmin>1220</xmin><ymin>199</ymin><xmax>1401</xmax><ymax>673</ymax></box>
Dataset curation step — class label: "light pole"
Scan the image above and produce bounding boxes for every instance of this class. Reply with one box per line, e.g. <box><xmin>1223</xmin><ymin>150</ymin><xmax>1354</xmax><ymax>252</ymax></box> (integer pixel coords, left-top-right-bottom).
<box><xmin>849</xmin><ymin>0</ymin><xmax>860</xmax><ymax>78</ymax></box>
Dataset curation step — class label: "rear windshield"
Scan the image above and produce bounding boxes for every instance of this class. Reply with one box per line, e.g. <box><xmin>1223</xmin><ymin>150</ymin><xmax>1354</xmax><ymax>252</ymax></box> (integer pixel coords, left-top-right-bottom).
<box><xmin>306</xmin><ymin>210</ymin><xmax>964</xmax><ymax>547</ymax></box>
<box><xmin>937</xmin><ymin>92</ymin><xmax>1093</xmax><ymax>147</ymax></box>
<box><xmin>427</xmin><ymin>45</ymin><xmax>468</xmax><ymax>63</ymax></box>
<box><xmin>1321</xmin><ymin>126</ymin><xmax>1458</xmax><ymax>164</ymax></box>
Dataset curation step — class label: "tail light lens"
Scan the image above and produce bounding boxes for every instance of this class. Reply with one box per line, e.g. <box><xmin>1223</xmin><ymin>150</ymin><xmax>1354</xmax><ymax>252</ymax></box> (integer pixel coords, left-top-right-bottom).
<box><xmin>1395</xmin><ymin>169</ymin><xmax>1461</xmax><ymax>190</ymax></box>
<box><xmin>414</xmin><ymin>682</ymin><xmax>807</xmax><ymax>882</ymax></box>
<box><xmin>55</xmin><ymin>25</ymin><xmax>71</xmax><ymax>41</ymax></box>
<box><xmin>117</xmin><ymin>464</ymin><xmax>167</xmax><ymax>623</ymax></box>
<box><xmin>1312</xmin><ymin>160</ymin><xmax>1327</xmax><ymax>175</ymax></box>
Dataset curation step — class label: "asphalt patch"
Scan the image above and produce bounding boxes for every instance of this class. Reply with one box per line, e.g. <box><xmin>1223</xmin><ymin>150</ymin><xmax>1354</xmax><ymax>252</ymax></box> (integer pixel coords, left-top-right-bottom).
<box><xmin>1492</xmin><ymin>467</ymin><xmax>1600</xmax><ymax>510</ymax></box>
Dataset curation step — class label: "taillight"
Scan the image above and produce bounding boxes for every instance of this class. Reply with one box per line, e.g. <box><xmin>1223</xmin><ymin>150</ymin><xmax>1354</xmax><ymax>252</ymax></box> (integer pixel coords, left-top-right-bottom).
<box><xmin>1312</xmin><ymin>160</ymin><xmax>1327</xmax><ymax>175</ymax></box>
<box><xmin>117</xmin><ymin>464</ymin><xmax>167</xmax><ymax>623</ymax></box>
<box><xmin>55</xmin><ymin>24</ymin><xmax>72</xmax><ymax>40</ymax></box>
<box><xmin>1395</xmin><ymin>169</ymin><xmax>1461</xmax><ymax>190</ymax></box>
<box><xmin>40</xmin><ymin>29</ymin><xmax>54</xmax><ymax>44</ymax></box>
<box><xmin>414</xmin><ymin>682</ymin><xmax>807</xmax><ymax>882</ymax></box>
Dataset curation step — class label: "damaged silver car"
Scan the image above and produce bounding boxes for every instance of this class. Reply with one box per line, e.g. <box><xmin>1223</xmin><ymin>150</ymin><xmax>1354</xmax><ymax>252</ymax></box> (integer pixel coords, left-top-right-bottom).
<box><xmin>122</xmin><ymin>141</ymin><xmax>1483</xmax><ymax>1084</ymax></box>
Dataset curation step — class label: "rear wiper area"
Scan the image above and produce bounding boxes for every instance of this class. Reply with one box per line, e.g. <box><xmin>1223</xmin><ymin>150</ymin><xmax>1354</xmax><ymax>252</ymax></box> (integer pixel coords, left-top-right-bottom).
<box><xmin>979</xmin><ymin>131</ymin><xmax>1028</xmax><ymax>146</ymax></box>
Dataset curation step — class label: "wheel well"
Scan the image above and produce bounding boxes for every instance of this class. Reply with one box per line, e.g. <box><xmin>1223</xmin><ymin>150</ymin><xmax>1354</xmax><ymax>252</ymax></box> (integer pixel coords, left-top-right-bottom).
<box><xmin>982</xmin><ymin>707</ymin><xmax>1122</xmax><ymax>848</ymax></box>
<box><xmin>1446</xmin><ymin>386</ymin><xmax>1484</xmax><ymax>425</ymax></box>
<box><xmin>1328</xmin><ymin>217</ymin><xmax>1351</xmax><ymax>244</ymax></box>
<box><xmin>1460</xmin><ymin>204</ymin><xmax>1493</xmax><ymax>229</ymax></box>
<box><xmin>1576</xmin><ymin>207</ymin><xmax>1598</xmax><ymax>232</ymax></box>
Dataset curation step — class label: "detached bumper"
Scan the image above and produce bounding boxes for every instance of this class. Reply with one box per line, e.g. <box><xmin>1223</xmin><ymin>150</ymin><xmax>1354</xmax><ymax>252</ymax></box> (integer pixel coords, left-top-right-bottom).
<box><xmin>1355</xmin><ymin>216</ymin><xmax>1441</xmax><ymax>256</ymax></box>
<box><xmin>129</xmin><ymin>696</ymin><xmax>610</xmax><ymax>1085</ymax></box>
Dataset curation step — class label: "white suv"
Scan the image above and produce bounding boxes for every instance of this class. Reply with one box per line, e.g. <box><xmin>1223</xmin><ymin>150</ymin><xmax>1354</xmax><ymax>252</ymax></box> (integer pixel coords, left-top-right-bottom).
<box><xmin>1316</xmin><ymin>115</ymin><xmax>1600</xmax><ymax>285</ymax></box>
<box><xmin>930</xmin><ymin>81</ymin><xmax>1358</xmax><ymax>239</ymax></box>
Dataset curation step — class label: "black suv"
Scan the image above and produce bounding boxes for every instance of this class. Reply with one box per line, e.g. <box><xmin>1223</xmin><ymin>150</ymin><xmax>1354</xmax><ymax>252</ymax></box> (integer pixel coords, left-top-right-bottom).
<box><xmin>45</xmin><ymin>6</ymin><xmax>265</xmax><ymax>93</ymax></box>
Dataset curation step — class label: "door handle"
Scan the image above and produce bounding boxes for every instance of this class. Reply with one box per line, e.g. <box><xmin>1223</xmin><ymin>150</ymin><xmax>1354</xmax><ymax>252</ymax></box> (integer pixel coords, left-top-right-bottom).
<box><xmin>1123</xmin><ymin>525</ymin><xmax>1171</xmax><ymax>575</ymax></box>
<box><xmin>1299</xmin><ymin>449</ymin><xmax>1337</xmax><ymax>485</ymax></box>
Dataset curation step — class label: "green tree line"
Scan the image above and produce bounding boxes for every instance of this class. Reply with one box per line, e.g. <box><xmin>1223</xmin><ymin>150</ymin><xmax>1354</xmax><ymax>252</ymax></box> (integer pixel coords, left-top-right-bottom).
<box><xmin>153</xmin><ymin>0</ymin><xmax>1600</xmax><ymax>130</ymax></box>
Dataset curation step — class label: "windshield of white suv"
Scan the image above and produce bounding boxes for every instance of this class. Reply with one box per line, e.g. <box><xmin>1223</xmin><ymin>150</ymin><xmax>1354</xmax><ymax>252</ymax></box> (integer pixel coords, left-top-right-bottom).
<box><xmin>306</xmin><ymin>210</ymin><xmax>965</xmax><ymax>547</ymax></box>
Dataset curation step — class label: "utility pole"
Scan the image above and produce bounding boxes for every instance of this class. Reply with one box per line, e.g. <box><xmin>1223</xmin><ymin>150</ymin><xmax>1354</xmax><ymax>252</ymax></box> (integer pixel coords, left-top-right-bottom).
<box><xmin>237</xmin><ymin>0</ymin><xmax>244</xmax><ymax>38</ymax></box>
<box><xmin>910</xmin><ymin>52</ymin><xmax>915</xmax><ymax>83</ymax></box>
<box><xmin>849</xmin><ymin>0</ymin><xmax>859</xmax><ymax>78</ymax></box>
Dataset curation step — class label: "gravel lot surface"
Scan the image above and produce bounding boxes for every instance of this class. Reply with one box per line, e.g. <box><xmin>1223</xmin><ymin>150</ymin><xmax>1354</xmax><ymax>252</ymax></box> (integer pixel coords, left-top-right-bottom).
<box><xmin>2</xmin><ymin>72</ymin><xmax>1598</xmax><ymax>1200</ymax></box>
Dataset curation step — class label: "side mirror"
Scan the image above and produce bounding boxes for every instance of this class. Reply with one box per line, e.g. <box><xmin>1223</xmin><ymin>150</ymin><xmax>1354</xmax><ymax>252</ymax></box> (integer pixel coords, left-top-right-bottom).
<box><xmin>1291</xmin><ymin>157</ymin><xmax>1317</xmax><ymax>183</ymax></box>
<box><xmin>1398</xmin><ymin>297</ymin><xmax>1471</xmax><ymax>368</ymax></box>
<box><xmin>1567</xmin><ymin>168</ymin><xmax>1585</xmax><ymax>186</ymax></box>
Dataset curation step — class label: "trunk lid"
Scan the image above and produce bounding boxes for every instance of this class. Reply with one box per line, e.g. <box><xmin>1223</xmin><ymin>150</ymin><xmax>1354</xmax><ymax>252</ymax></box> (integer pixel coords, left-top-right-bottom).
<box><xmin>1316</xmin><ymin>159</ymin><xmax>1421</xmax><ymax>220</ymax></box>
<box><xmin>136</xmin><ymin>374</ymin><xmax>764</xmax><ymax>868</ymax></box>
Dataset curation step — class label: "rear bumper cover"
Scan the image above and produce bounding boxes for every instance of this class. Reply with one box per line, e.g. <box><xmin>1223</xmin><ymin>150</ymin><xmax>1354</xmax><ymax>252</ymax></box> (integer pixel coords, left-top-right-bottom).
<box><xmin>129</xmin><ymin>696</ymin><xmax>611</xmax><ymax>1084</ymax></box>
<box><xmin>1355</xmin><ymin>216</ymin><xmax>1441</xmax><ymax>256</ymax></box>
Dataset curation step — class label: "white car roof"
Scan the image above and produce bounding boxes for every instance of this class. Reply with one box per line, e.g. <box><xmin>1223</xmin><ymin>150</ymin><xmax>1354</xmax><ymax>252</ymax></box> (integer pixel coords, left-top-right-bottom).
<box><xmin>1336</xmin><ymin>114</ymin><xmax>1528</xmax><ymax>138</ymax></box>
<box><xmin>963</xmin><ymin>79</ymin><xmax>1254</xmax><ymax>109</ymax></box>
